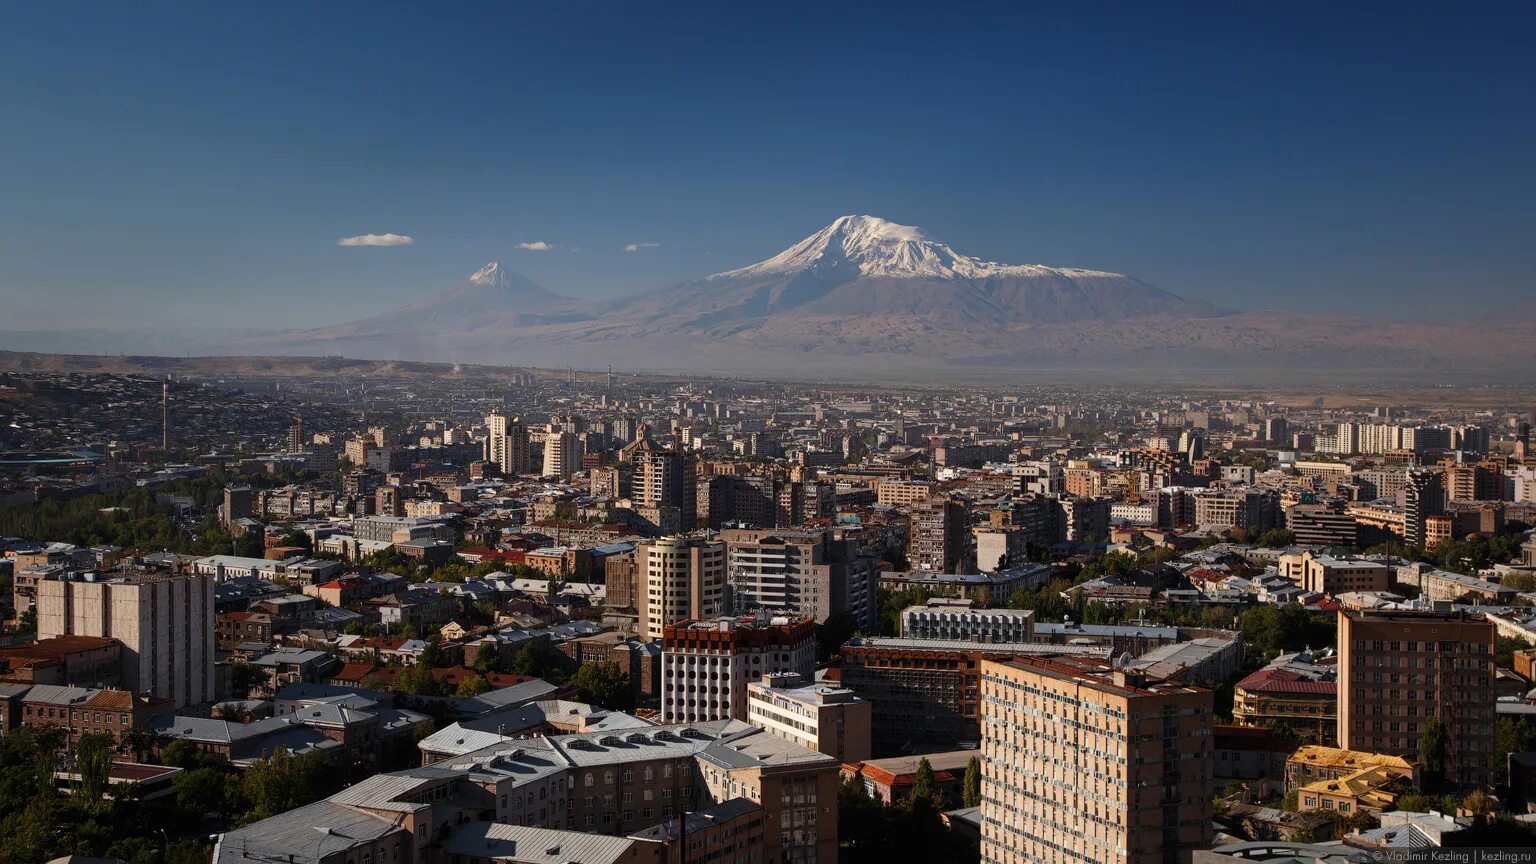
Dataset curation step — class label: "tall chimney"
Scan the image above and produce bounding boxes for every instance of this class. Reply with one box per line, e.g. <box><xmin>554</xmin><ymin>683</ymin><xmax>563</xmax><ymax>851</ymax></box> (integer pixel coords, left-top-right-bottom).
<box><xmin>161</xmin><ymin>376</ymin><xmax>171</xmax><ymax>451</ymax></box>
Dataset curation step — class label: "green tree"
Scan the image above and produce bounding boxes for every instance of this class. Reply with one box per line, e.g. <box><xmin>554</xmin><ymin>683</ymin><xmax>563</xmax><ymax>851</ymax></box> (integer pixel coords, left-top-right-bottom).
<box><xmin>1419</xmin><ymin>718</ymin><xmax>1448</xmax><ymax>791</ymax></box>
<box><xmin>911</xmin><ymin>757</ymin><xmax>939</xmax><ymax>809</ymax></box>
<box><xmin>571</xmin><ymin>661</ymin><xmax>634</xmax><ymax>711</ymax></box>
<box><xmin>173</xmin><ymin>766</ymin><xmax>229</xmax><ymax>817</ymax></box>
<box><xmin>472</xmin><ymin>642</ymin><xmax>504</xmax><ymax>674</ymax></box>
<box><xmin>74</xmin><ymin>731</ymin><xmax>116</xmax><ymax>807</ymax></box>
<box><xmin>454</xmin><ymin>675</ymin><xmax>492</xmax><ymax>697</ymax></box>
<box><xmin>962</xmin><ymin>756</ymin><xmax>981</xmax><ymax>808</ymax></box>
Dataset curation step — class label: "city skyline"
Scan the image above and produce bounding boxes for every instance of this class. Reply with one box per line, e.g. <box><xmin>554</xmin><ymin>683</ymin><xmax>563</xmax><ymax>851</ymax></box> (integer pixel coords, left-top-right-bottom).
<box><xmin>3</xmin><ymin>3</ymin><xmax>1534</xmax><ymax>331</ymax></box>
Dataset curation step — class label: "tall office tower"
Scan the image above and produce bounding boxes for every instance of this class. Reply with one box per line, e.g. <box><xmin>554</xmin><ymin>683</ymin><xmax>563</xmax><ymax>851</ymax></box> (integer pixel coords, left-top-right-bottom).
<box><xmin>1263</xmin><ymin>416</ymin><xmax>1289</xmax><ymax>446</ymax></box>
<box><xmin>484</xmin><ymin>413</ymin><xmax>530</xmax><ymax>476</ymax></box>
<box><xmin>720</xmin><ymin>527</ymin><xmax>878</xmax><ymax>629</ymax></box>
<box><xmin>222</xmin><ymin>485</ymin><xmax>253</xmax><ymax>530</ymax></box>
<box><xmin>160</xmin><ymin>376</ymin><xmax>171</xmax><ymax>450</ymax></box>
<box><xmin>1404</xmin><ymin>468</ymin><xmax>1445</xmax><ymax>548</ymax></box>
<box><xmin>1337</xmin><ymin>608</ymin><xmax>1495</xmax><ymax>790</ymax></box>
<box><xmin>979</xmin><ymin>656</ymin><xmax>1213</xmax><ymax>864</ymax></box>
<box><xmin>633</xmin><ymin>438</ymin><xmax>697</xmax><ymax>529</ymax></box>
<box><xmin>1178</xmin><ymin>427</ymin><xmax>1206</xmax><ymax>462</ymax></box>
<box><xmin>661</xmin><ymin>616</ymin><xmax>815</xmax><ymax>723</ymax></box>
<box><xmin>637</xmin><ymin>535</ymin><xmax>726</xmax><ymax>641</ymax></box>
<box><xmin>37</xmin><ymin>571</ymin><xmax>215</xmax><ymax>708</ymax></box>
<box><xmin>909</xmin><ymin>495</ymin><xmax>970</xmax><ymax>572</ymax></box>
<box><xmin>541</xmin><ymin>430</ymin><xmax>581</xmax><ymax>480</ymax></box>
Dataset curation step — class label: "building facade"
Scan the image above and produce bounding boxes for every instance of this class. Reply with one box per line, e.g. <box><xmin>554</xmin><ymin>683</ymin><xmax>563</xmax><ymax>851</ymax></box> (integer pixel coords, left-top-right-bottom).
<box><xmin>36</xmin><ymin>571</ymin><xmax>215</xmax><ymax>709</ymax></box>
<box><xmin>661</xmin><ymin>616</ymin><xmax>815</xmax><ymax>724</ymax></box>
<box><xmin>979</xmin><ymin>656</ymin><xmax>1213</xmax><ymax>864</ymax></box>
<box><xmin>1336</xmin><ymin>608</ymin><xmax>1494</xmax><ymax>790</ymax></box>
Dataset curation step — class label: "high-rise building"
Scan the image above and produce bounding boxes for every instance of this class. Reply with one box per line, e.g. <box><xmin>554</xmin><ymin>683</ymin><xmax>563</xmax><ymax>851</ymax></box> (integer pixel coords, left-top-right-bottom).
<box><xmin>1404</xmin><ymin>469</ymin><xmax>1445</xmax><ymax>548</ymax></box>
<box><xmin>541</xmin><ymin>430</ymin><xmax>581</xmax><ymax>480</ymax></box>
<box><xmin>979</xmin><ymin>656</ymin><xmax>1213</xmax><ymax>864</ymax></box>
<box><xmin>1337</xmin><ymin>608</ymin><xmax>1494</xmax><ymax>790</ymax></box>
<box><xmin>632</xmin><ymin>437</ymin><xmax>697</xmax><ymax>529</ymax></box>
<box><xmin>908</xmin><ymin>495</ymin><xmax>970</xmax><ymax>572</ymax></box>
<box><xmin>221</xmin><ymin>486</ymin><xmax>253</xmax><ymax>530</ymax></box>
<box><xmin>719</xmin><ymin>527</ymin><xmax>878</xmax><ymax>629</ymax></box>
<box><xmin>484</xmin><ymin>413</ymin><xmax>530</xmax><ymax>476</ymax></box>
<box><xmin>36</xmin><ymin>571</ymin><xmax>215</xmax><ymax>708</ymax></box>
<box><xmin>637</xmin><ymin>535</ymin><xmax>726</xmax><ymax>641</ymax></box>
<box><xmin>1263</xmin><ymin>416</ymin><xmax>1289</xmax><ymax>446</ymax></box>
<box><xmin>160</xmin><ymin>375</ymin><xmax>171</xmax><ymax>451</ymax></box>
<box><xmin>661</xmin><ymin>616</ymin><xmax>814</xmax><ymax>724</ymax></box>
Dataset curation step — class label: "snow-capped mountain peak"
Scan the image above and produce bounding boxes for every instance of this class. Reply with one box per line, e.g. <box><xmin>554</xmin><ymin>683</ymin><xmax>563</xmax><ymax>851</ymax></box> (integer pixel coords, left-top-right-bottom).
<box><xmin>469</xmin><ymin>261</ymin><xmax>509</xmax><ymax>286</ymax></box>
<box><xmin>710</xmin><ymin>214</ymin><xmax>1119</xmax><ymax>281</ymax></box>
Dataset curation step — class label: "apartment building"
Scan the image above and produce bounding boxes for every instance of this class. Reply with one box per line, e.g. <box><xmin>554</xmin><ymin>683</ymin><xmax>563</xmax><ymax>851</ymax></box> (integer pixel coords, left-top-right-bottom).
<box><xmin>1233</xmin><ymin>652</ymin><xmax>1337</xmax><ymax>745</ymax></box>
<box><xmin>908</xmin><ymin>495</ymin><xmax>970</xmax><ymax>573</ymax></box>
<box><xmin>839</xmin><ymin>637</ymin><xmax>1109</xmax><ymax>753</ymax></box>
<box><xmin>1286</xmin><ymin>500</ymin><xmax>1358</xmax><ymax>548</ymax></box>
<box><xmin>900</xmin><ymin>600</ymin><xmax>1035</xmax><ymax>643</ymax></box>
<box><xmin>214</xmin><ymin>718</ymin><xmax>841</xmax><ymax>864</ymax></box>
<box><xmin>637</xmin><ymin>536</ymin><xmax>726</xmax><ymax>642</ymax></box>
<box><xmin>661</xmin><ymin>616</ymin><xmax>814</xmax><ymax>724</ymax></box>
<box><xmin>1295</xmin><ymin>553</ymin><xmax>1389</xmax><ymax>597</ymax></box>
<box><xmin>36</xmin><ymin>570</ymin><xmax>215</xmax><ymax>709</ymax></box>
<box><xmin>979</xmin><ymin>656</ymin><xmax>1213</xmax><ymax>864</ymax></box>
<box><xmin>745</xmin><ymin>672</ymin><xmax>872</xmax><ymax>763</ymax></box>
<box><xmin>719</xmin><ymin>527</ymin><xmax>879</xmax><ymax>629</ymax></box>
<box><xmin>1337</xmin><ymin>608</ymin><xmax>1495</xmax><ymax>790</ymax></box>
<box><xmin>484</xmin><ymin>412</ymin><xmax>531</xmax><ymax>476</ymax></box>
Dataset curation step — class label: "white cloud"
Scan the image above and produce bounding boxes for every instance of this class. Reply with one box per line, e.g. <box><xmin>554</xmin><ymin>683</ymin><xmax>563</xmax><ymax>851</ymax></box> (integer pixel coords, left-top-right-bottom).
<box><xmin>624</xmin><ymin>242</ymin><xmax>660</xmax><ymax>252</ymax></box>
<box><xmin>337</xmin><ymin>233</ymin><xmax>413</xmax><ymax>247</ymax></box>
<box><xmin>516</xmin><ymin>241</ymin><xmax>555</xmax><ymax>251</ymax></box>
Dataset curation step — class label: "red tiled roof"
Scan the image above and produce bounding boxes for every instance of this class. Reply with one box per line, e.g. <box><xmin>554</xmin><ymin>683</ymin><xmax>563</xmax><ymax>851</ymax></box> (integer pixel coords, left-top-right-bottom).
<box><xmin>1236</xmin><ymin>667</ymin><xmax>1337</xmax><ymax>695</ymax></box>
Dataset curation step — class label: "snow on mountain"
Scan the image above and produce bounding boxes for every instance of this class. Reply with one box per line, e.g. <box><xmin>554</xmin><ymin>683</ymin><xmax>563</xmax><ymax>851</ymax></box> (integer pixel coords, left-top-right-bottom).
<box><xmin>710</xmin><ymin>214</ymin><xmax>1125</xmax><ymax>281</ymax></box>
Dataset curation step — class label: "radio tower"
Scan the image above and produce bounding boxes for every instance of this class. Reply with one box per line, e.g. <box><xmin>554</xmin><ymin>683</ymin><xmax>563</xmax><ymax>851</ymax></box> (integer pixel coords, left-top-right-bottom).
<box><xmin>161</xmin><ymin>376</ymin><xmax>172</xmax><ymax>451</ymax></box>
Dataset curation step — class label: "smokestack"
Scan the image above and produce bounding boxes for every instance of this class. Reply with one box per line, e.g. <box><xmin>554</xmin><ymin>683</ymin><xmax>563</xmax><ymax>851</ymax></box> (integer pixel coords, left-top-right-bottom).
<box><xmin>161</xmin><ymin>376</ymin><xmax>171</xmax><ymax>451</ymax></box>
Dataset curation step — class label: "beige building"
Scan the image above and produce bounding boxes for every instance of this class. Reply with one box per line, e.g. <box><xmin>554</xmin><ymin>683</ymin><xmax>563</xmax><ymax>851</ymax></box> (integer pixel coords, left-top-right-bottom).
<box><xmin>637</xmin><ymin>536</ymin><xmax>726</xmax><ymax>642</ymax></box>
<box><xmin>1283</xmin><ymin>551</ymin><xmax>1389</xmax><ymax>596</ymax></box>
<box><xmin>980</xmin><ymin>656</ymin><xmax>1213</xmax><ymax>864</ymax></box>
<box><xmin>541</xmin><ymin>430</ymin><xmax>581</xmax><ymax>480</ymax></box>
<box><xmin>37</xmin><ymin>570</ymin><xmax>215</xmax><ymax>708</ymax></box>
<box><xmin>1337</xmin><ymin>608</ymin><xmax>1494</xmax><ymax>790</ymax></box>
<box><xmin>746</xmin><ymin>672</ymin><xmax>871</xmax><ymax>763</ymax></box>
<box><xmin>484</xmin><ymin>412</ymin><xmax>530</xmax><ymax>476</ymax></box>
<box><xmin>875</xmin><ymin>479</ymin><xmax>936</xmax><ymax>507</ymax></box>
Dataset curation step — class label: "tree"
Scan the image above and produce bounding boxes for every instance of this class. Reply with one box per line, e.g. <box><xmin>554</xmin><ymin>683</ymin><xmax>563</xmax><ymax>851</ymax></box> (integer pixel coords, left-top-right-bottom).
<box><xmin>173</xmin><ymin>766</ymin><xmax>230</xmax><ymax>817</ymax></box>
<box><xmin>419</xmin><ymin>639</ymin><xmax>446</xmax><ymax>669</ymax></box>
<box><xmin>74</xmin><ymin>732</ymin><xmax>116</xmax><ymax>807</ymax></box>
<box><xmin>814</xmin><ymin>613</ymin><xmax>858</xmax><ymax>664</ymax></box>
<box><xmin>911</xmin><ymin>757</ymin><xmax>939</xmax><ymax>809</ymax></box>
<box><xmin>454</xmin><ymin>675</ymin><xmax>492</xmax><ymax>697</ymax></box>
<box><xmin>511</xmin><ymin>642</ymin><xmax>545</xmax><ymax>677</ymax></box>
<box><xmin>119</xmin><ymin>726</ymin><xmax>163</xmax><ymax>763</ymax></box>
<box><xmin>473</xmin><ymin>642</ymin><xmax>504</xmax><ymax>675</ymax></box>
<box><xmin>571</xmin><ymin>661</ymin><xmax>634</xmax><ymax>711</ymax></box>
<box><xmin>241</xmin><ymin>748</ymin><xmax>338</xmax><ymax>822</ymax></box>
<box><xmin>160</xmin><ymin>738</ymin><xmax>204</xmax><ymax>770</ymax></box>
<box><xmin>1419</xmin><ymin>718</ymin><xmax>1448</xmax><ymax>791</ymax></box>
<box><xmin>962</xmin><ymin>756</ymin><xmax>981</xmax><ymax>808</ymax></box>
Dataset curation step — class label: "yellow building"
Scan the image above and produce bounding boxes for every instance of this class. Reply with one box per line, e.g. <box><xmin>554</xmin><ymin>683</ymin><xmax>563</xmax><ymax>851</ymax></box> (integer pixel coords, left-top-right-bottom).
<box><xmin>1284</xmin><ymin>745</ymin><xmax>1417</xmax><ymax>793</ymax></box>
<box><xmin>1296</xmin><ymin>763</ymin><xmax>1410</xmax><ymax>815</ymax></box>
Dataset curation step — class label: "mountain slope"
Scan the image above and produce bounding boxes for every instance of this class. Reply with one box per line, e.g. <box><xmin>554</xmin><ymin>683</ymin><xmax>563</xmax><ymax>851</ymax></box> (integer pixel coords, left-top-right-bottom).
<box><xmin>606</xmin><ymin>215</ymin><xmax>1221</xmax><ymax>333</ymax></box>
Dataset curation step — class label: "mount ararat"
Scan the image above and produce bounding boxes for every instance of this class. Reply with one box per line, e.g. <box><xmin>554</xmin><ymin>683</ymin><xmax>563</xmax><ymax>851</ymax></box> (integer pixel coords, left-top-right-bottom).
<box><xmin>11</xmin><ymin>216</ymin><xmax>1531</xmax><ymax>377</ymax></box>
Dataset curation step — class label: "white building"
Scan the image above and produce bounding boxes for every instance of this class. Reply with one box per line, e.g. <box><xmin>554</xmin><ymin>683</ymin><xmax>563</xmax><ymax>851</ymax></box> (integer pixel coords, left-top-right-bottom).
<box><xmin>661</xmin><ymin>616</ymin><xmax>814</xmax><ymax>724</ymax></box>
<box><xmin>746</xmin><ymin>672</ymin><xmax>872</xmax><ymax>763</ymax></box>
<box><xmin>900</xmin><ymin>599</ymin><xmax>1035</xmax><ymax>642</ymax></box>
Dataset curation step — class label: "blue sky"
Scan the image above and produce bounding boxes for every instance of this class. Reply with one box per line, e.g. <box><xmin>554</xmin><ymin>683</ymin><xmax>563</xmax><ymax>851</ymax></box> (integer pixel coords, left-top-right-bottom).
<box><xmin>2</xmin><ymin>2</ymin><xmax>1532</xmax><ymax>330</ymax></box>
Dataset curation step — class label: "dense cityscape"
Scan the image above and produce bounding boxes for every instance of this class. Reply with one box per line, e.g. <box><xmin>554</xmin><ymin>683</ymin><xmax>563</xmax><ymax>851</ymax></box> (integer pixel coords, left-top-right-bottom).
<box><xmin>1</xmin><ymin>365</ymin><xmax>1535</xmax><ymax>864</ymax></box>
<box><xmin>6</xmin><ymin>3</ymin><xmax>1535</xmax><ymax>863</ymax></box>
